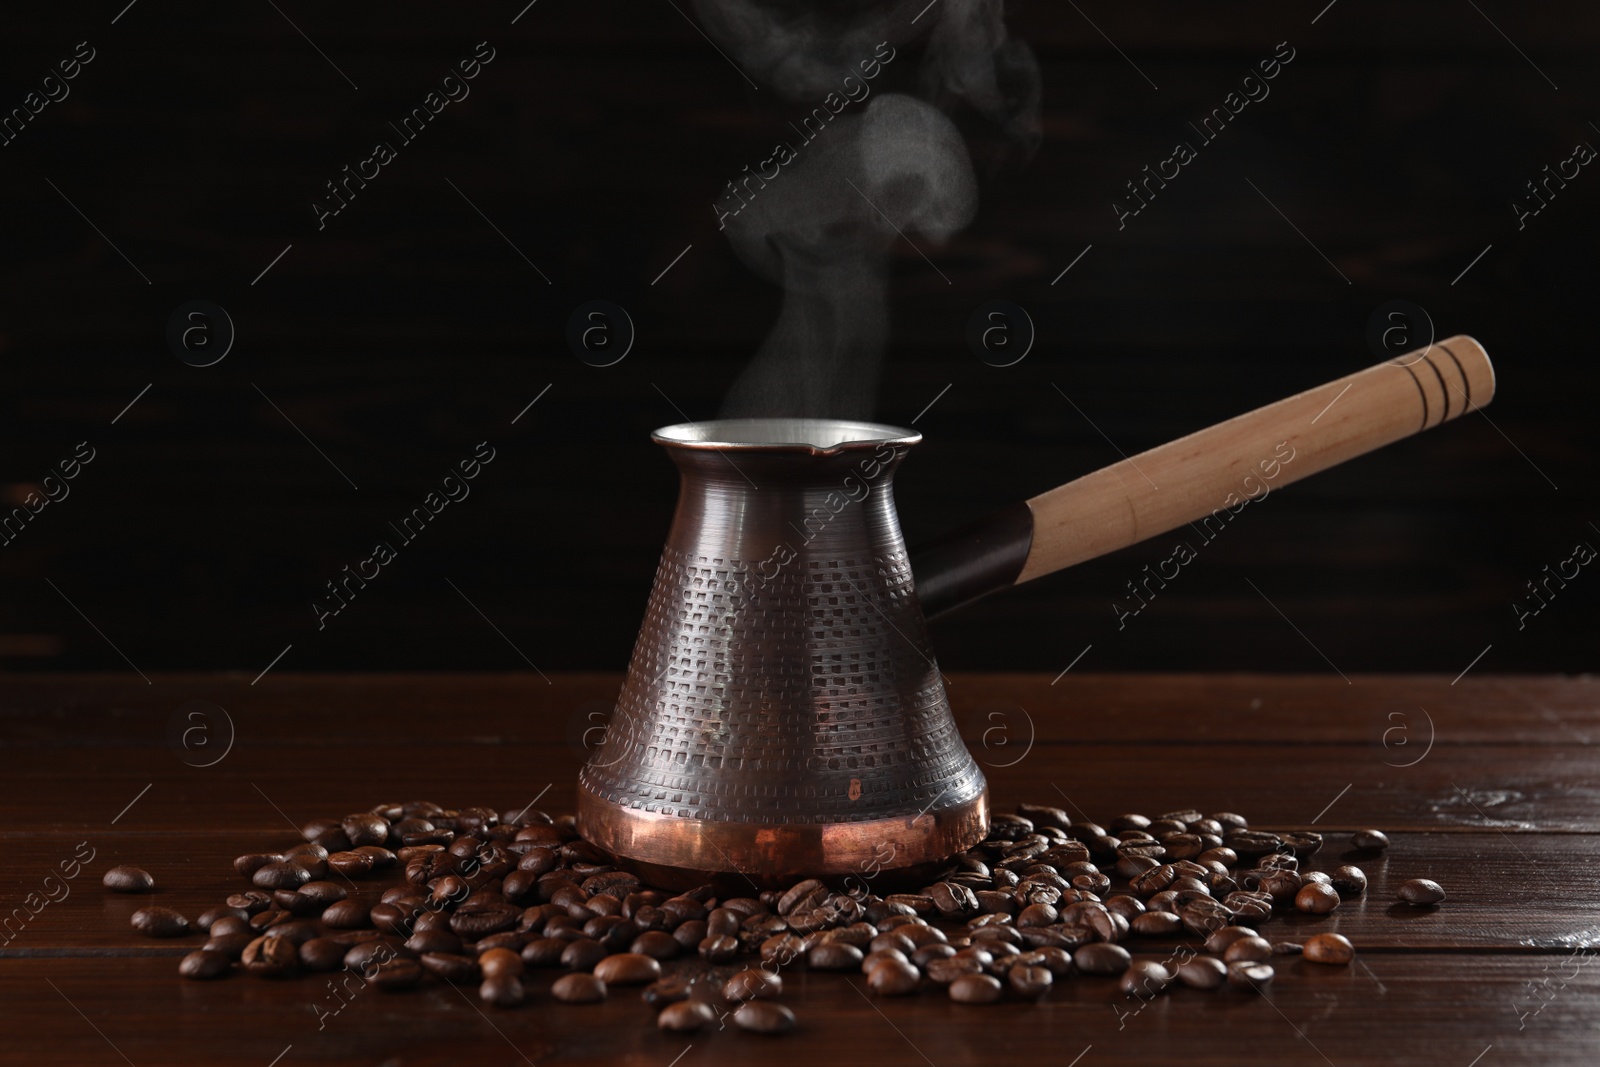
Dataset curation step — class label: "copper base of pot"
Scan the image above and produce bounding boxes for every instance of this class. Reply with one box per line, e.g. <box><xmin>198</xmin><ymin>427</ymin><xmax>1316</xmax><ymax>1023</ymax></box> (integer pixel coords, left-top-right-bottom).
<box><xmin>575</xmin><ymin>786</ymin><xmax>990</xmax><ymax>892</ymax></box>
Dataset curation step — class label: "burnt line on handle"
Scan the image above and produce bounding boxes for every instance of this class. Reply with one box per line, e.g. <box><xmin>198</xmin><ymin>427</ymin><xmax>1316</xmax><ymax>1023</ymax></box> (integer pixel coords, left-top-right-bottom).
<box><xmin>1437</xmin><ymin>341</ymin><xmax>1473</xmax><ymax>413</ymax></box>
<box><xmin>1400</xmin><ymin>362</ymin><xmax>1429</xmax><ymax>433</ymax></box>
<box><xmin>1420</xmin><ymin>351</ymin><xmax>1451</xmax><ymax>424</ymax></box>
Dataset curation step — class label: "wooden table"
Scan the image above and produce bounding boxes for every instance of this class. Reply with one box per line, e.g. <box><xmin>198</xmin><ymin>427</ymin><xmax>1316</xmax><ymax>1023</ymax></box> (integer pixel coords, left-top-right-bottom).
<box><xmin>3</xmin><ymin>673</ymin><xmax>1595</xmax><ymax>1066</ymax></box>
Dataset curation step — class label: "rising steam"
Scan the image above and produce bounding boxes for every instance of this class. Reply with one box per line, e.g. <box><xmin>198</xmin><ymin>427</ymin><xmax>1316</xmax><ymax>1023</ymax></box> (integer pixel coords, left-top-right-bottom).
<box><xmin>696</xmin><ymin>0</ymin><xmax>1041</xmax><ymax>419</ymax></box>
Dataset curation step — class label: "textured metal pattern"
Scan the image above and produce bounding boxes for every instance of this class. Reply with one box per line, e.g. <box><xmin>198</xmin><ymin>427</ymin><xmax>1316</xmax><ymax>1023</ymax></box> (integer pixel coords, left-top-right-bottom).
<box><xmin>579</xmin><ymin>425</ymin><xmax>985</xmax><ymax>832</ymax></box>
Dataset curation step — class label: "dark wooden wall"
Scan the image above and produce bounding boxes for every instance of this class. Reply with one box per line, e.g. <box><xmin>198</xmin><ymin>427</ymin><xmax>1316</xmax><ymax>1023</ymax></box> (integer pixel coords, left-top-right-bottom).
<box><xmin>1</xmin><ymin>1</ymin><xmax>1595</xmax><ymax>676</ymax></box>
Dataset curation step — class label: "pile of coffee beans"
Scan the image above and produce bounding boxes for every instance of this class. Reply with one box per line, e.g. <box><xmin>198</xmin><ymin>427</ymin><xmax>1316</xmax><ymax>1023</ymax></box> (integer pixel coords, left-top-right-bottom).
<box><xmin>117</xmin><ymin>801</ymin><xmax>1442</xmax><ymax>1036</ymax></box>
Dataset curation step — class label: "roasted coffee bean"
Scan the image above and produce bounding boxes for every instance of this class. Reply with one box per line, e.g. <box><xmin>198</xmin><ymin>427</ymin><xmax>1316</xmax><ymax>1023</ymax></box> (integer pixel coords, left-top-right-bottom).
<box><xmin>195</xmin><ymin>906</ymin><xmax>242</xmax><ymax>932</ymax></box>
<box><xmin>1273</xmin><ymin>941</ymin><xmax>1303</xmax><ymax>956</ymax></box>
<box><xmin>1331</xmin><ymin>865</ymin><xmax>1368</xmax><ymax>898</ymax></box>
<box><xmin>673</xmin><ymin>920</ymin><xmax>708</xmax><ymax>952</ymax></box>
<box><xmin>1223</xmin><ymin>891</ymin><xmax>1272</xmax><ymax>924</ymax></box>
<box><xmin>1300</xmin><ymin>870</ymin><xmax>1333</xmax><ymax>887</ymax></box>
<box><xmin>480</xmin><ymin>973</ymin><xmax>525</xmax><ymax>1006</ymax></box>
<box><xmin>233</xmin><ymin>853</ymin><xmax>280</xmax><ymax>878</ymax></box>
<box><xmin>1225</xmin><ymin>830</ymin><xmax>1281</xmax><ymax>859</ymax></box>
<box><xmin>552</xmin><ymin>972</ymin><xmax>606</xmax><ymax>1003</ymax></box>
<box><xmin>178</xmin><ymin>949</ymin><xmax>230</xmax><ymax>979</ymax></box>
<box><xmin>1179</xmin><ymin>896</ymin><xmax>1234</xmax><ymax>936</ymax></box>
<box><xmin>1119</xmin><ymin>960</ymin><xmax>1171</xmax><ymax>998</ymax></box>
<box><xmin>630</xmin><ymin>930</ymin><xmax>679</xmax><ymax>960</ymax></box>
<box><xmin>451</xmin><ymin>902</ymin><xmax>520</xmax><ymax>938</ymax></box>
<box><xmin>342</xmin><ymin>813</ymin><xmax>391</xmax><ymax>848</ymax></box>
<box><xmin>204</xmin><ymin>932</ymin><xmax>255</xmax><ymax>960</ymax></box>
<box><xmin>1130</xmin><ymin>910</ymin><xmax>1183</xmax><ymax>937</ymax></box>
<box><xmin>226</xmin><ymin>890</ymin><xmax>272</xmax><ymax>915</ymax></box>
<box><xmin>808</xmin><ymin>942</ymin><xmax>863</xmax><ymax>970</ymax></box>
<box><xmin>778</xmin><ymin>879</ymin><xmax>826</xmax><ymax>915</ymax></box>
<box><xmin>478</xmin><ymin>947</ymin><xmax>524</xmax><ymax>978</ymax></box>
<box><xmin>1008</xmin><ymin>963</ymin><xmax>1052</xmax><ymax>998</ymax></box>
<box><xmin>273</xmin><ymin>889</ymin><xmax>323</xmax><ymax>917</ymax></box>
<box><xmin>421</xmin><ymin>951</ymin><xmax>480</xmax><ymax>983</ymax></box>
<box><xmin>208</xmin><ymin>915</ymin><xmax>251</xmax><ymax>938</ymax></box>
<box><xmin>1295</xmin><ymin>883</ymin><xmax>1340</xmax><ymax>914</ymax></box>
<box><xmin>1074</xmin><ymin>943</ymin><xmax>1131</xmax><ymax>976</ymax></box>
<box><xmin>242</xmin><ymin>934</ymin><xmax>298</xmax><ymax>975</ymax></box>
<box><xmin>313</xmin><ymin>899</ymin><xmax>365</xmax><ymax>931</ymax></box>
<box><xmin>1228</xmin><ymin>960</ymin><xmax>1275</xmax><ymax>992</ymax></box>
<box><xmin>286</xmin><ymin>854</ymin><xmax>328</xmax><ymax>881</ymax></box>
<box><xmin>1176</xmin><ymin>955</ymin><xmax>1228</xmax><ymax>990</ymax></box>
<box><xmin>760</xmin><ymin>932</ymin><xmax>805</xmax><ymax>966</ymax></box>
<box><xmin>405</xmin><ymin>929</ymin><xmax>461</xmax><ymax>955</ymax></box>
<box><xmin>1351</xmin><ymin>828</ymin><xmax>1390</xmax><ymax>852</ymax></box>
<box><xmin>860</xmin><ymin>956</ymin><xmax>917</xmax><ymax>995</ymax></box>
<box><xmin>1280</xmin><ymin>831</ymin><xmax>1324</xmax><ymax>858</ymax></box>
<box><xmin>658</xmin><ymin>1000</ymin><xmax>716</xmax><ymax>1032</ymax></box>
<box><xmin>641</xmin><ymin>974</ymin><xmax>695</xmax><ymax>1008</ymax></box>
<box><xmin>723</xmin><ymin>968</ymin><xmax>783</xmax><ymax>1002</ymax></box>
<box><xmin>131</xmin><ymin>906</ymin><xmax>190</xmax><ymax>938</ymax></box>
<box><xmin>520</xmin><ymin>937</ymin><xmax>566</xmax><ymax>967</ymax></box>
<box><xmin>296</xmin><ymin>937</ymin><xmax>345</xmax><ymax>972</ymax></box>
<box><xmin>948</xmin><ymin>973</ymin><xmax>1003</xmax><ymax>1004</ymax></box>
<box><xmin>1203</xmin><ymin>926</ymin><xmax>1256</xmax><ymax>956</ymax></box>
<box><xmin>298</xmin><ymin>880</ymin><xmax>347</xmax><ymax>906</ymax></box>
<box><xmin>929</xmin><ymin>881</ymin><xmax>980</xmax><ymax>918</ymax></box>
<box><xmin>252</xmin><ymin>862</ymin><xmax>310</xmax><ymax>890</ymax></box>
<box><xmin>1304</xmin><ymin>932</ymin><xmax>1355</xmax><ymax>965</ymax></box>
<box><xmin>327</xmin><ymin>851</ymin><xmax>375</xmax><ymax>878</ymax></box>
<box><xmin>103</xmin><ymin>865</ymin><xmax>155</xmax><ymax>893</ymax></box>
<box><xmin>561</xmin><ymin>938</ymin><xmax>608</xmax><ymax>971</ymax></box>
<box><xmin>1196</xmin><ymin>846</ymin><xmax>1239</xmax><ymax>869</ymax></box>
<box><xmin>735</xmin><ymin>1000</ymin><xmax>797</xmax><ymax>1034</ymax></box>
<box><xmin>699</xmin><ymin>934</ymin><xmax>739</xmax><ymax>963</ymax></box>
<box><xmin>1397</xmin><ymin>878</ymin><xmax>1445</xmax><ymax>905</ymax></box>
<box><xmin>1222</xmin><ymin>936</ymin><xmax>1273</xmax><ymax>963</ymax></box>
<box><xmin>593</xmin><ymin>952</ymin><xmax>660</xmax><ymax>985</ymax></box>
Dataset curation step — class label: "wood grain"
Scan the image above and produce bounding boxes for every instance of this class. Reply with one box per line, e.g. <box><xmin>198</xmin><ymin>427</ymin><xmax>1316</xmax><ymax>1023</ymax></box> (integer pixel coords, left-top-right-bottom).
<box><xmin>1018</xmin><ymin>337</ymin><xmax>1495</xmax><ymax>582</ymax></box>
<box><xmin>1</xmin><ymin>672</ymin><xmax>1594</xmax><ymax>1064</ymax></box>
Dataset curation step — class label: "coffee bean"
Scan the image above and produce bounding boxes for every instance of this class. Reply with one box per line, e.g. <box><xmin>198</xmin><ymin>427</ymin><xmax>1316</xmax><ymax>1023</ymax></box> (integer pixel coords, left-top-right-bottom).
<box><xmin>1397</xmin><ymin>878</ymin><xmax>1445</xmax><ymax>905</ymax></box>
<box><xmin>1304</xmin><ymin>932</ymin><xmax>1355</xmax><ymax>965</ymax></box>
<box><xmin>1008</xmin><ymin>964</ymin><xmax>1052</xmax><ymax>998</ymax></box>
<box><xmin>328</xmin><ymin>851</ymin><xmax>374</xmax><ymax>877</ymax></box>
<box><xmin>551</xmin><ymin>973</ymin><xmax>606</xmax><ymax>1003</ymax></box>
<box><xmin>103</xmin><ymin>865</ymin><xmax>155</xmax><ymax>893</ymax></box>
<box><xmin>1131</xmin><ymin>911</ymin><xmax>1183</xmax><ymax>937</ymax></box>
<box><xmin>1176</xmin><ymin>955</ymin><xmax>1228</xmax><ymax>990</ymax></box>
<box><xmin>1222</xmin><ymin>936</ymin><xmax>1272</xmax><ymax>963</ymax></box>
<box><xmin>948</xmin><ymin>973</ymin><xmax>1003</xmax><ymax>1004</ymax></box>
<box><xmin>1331</xmin><ymin>865</ymin><xmax>1368</xmax><ymax>898</ymax></box>
<box><xmin>1074</xmin><ymin>943</ymin><xmax>1131</xmax><ymax>976</ymax></box>
<box><xmin>632</xmin><ymin>976</ymin><xmax>690</xmax><ymax>1012</ymax></box>
<box><xmin>208</xmin><ymin>915</ymin><xmax>250</xmax><ymax>939</ymax></box>
<box><xmin>480</xmin><ymin>973</ymin><xmax>526</xmax><ymax>1006</ymax></box>
<box><xmin>421</xmin><ymin>952</ymin><xmax>480</xmax><ymax>983</ymax></box>
<box><xmin>342</xmin><ymin>813</ymin><xmax>391</xmax><ymax>848</ymax></box>
<box><xmin>658</xmin><ymin>1000</ymin><xmax>716</xmax><ymax>1032</ymax></box>
<box><xmin>1281</xmin><ymin>831</ymin><xmax>1324</xmax><ymax>858</ymax></box>
<box><xmin>593</xmin><ymin>952</ymin><xmax>660</xmax><ymax>985</ymax></box>
<box><xmin>178</xmin><ymin>949</ymin><xmax>230</xmax><ymax>979</ymax></box>
<box><xmin>343</xmin><ymin>938</ymin><xmax>404</xmax><ymax>974</ymax></box>
<box><xmin>242</xmin><ymin>934</ymin><xmax>298</xmax><ymax>975</ymax></box>
<box><xmin>451</xmin><ymin>902</ymin><xmax>520</xmax><ymax>938</ymax></box>
<box><xmin>479</xmin><ymin>947</ymin><xmax>524</xmax><ymax>978</ymax></box>
<box><xmin>1203</xmin><ymin>926</ymin><xmax>1255</xmax><ymax>956</ymax></box>
<box><xmin>865</xmin><ymin>957</ymin><xmax>921</xmax><ymax>996</ymax></box>
<box><xmin>699</xmin><ymin>934</ymin><xmax>739</xmax><ymax>963</ymax></box>
<box><xmin>1294</xmin><ymin>883</ymin><xmax>1340</xmax><ymax>915</ymax></box>
<box><xmin>1351</xmin><ymin>829</ymin><xmax>1390</xmax><ymax>852</ymax></box>
<box><xmin>1227</xmin><ymin>960</ymin><xmax>1275</xmax><ymax>992</ymax></box>
<box><xmin>1119</xmin><ymin>960</ymin><xmax>1171</xmax><ymax>998</ymax></box>
<box><xmin>131</xmin><ymin>906</ymin><xmax>190</xmax><ymax>938</ymax></box>
<box><xmin>226</xmin><ymin>891</ymin><xmax>272</xmax><ymax>915</ymax></box>
<box><xmin>723</xmin><ymin>968</ymin><xmax>783</xmax><ymax>1002</ymax></box>
<box><xmin>734</xmin><ymin>999</ymin><xmax>797</xmax><ymax>1034</ymax></box>
<box><xmin>809</xmin><ymin>942</ymin><xmax>863</xmax><ymax>970</ymax></box>
<box><xmin>1273</xmin><ymin>941</ymin><xmax>1303</xmax><ymax>956</ymax></box>
<box><xmin>252</xmin><ymin>862</ymin><xmax>311</xmax><ymax>891</ymax></box>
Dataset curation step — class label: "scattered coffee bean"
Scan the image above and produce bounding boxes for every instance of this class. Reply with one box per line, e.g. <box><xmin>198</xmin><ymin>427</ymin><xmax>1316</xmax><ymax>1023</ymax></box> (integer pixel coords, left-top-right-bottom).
<box><xmin>1398</xmin><ymin>878</ymin><xmax>1446</xmax><ymax>905</ymax></box>
<box><xmin>1119</xmin><ymin>960</ymin><xmax>1171</xmax><ymax>998</ymax></box>
<box><xmin>594</xmin><ymin>952</ymin><xmax>660</xmax><ymax>985</ymax></box>
<box><xmin>724</xmin><ymin>968</ymin><xmax>783</xmax><ymax>1002</ymax></box>
<box><xmin>480</xmin><ymin>973</ymin><xmax>525</xmax><ymax>1006</ymax></box>
<box><xmin>131</xmin><ymin>906</ymin><xmax>190</xmax><ymax>938</ymax></box>
<box><xmin>1176</xmin><ymin>956</ymin><xmax>1228</xmax><ymax>990</ymax></box>
<box><xmin>478</xmin><ymin>947</ymin><xmax>524</xmax><ymax>978</ymax></box>
<box><xmin>178</xmin><ymin>949</ymin><xmax>230</xmax><ymax>980</ymax></box>
<box><xmin>735</xmin><ymin>999</ymin><xmax>797</xmax><ymax>1034</ymax></box>
<box><xmin>1222</xmin><ymin>936</ymin><xmax>1273</xmax><ymax>963</ymax></box>
<box><xmin>809</xmin><ymin>942</ymin><xmax>863</xmax><ymax>970</ymax></box>
<box><xmin>252</xmin><ymin>862</ymin><xmax>311</xmax><ymax>891</ymax></box>
<box><xmin>948</xmin><ymin>973</ymin><xmax>1003</xmax><ymax>1004</ymax></box>
<box><xmin>103</xmin><ymin>865</ymin><xmax>155</xmax><ymax>893</ymax></box>
<box><xmin>1228</xmin><ymin>961</ymin><xmax>1275</xmax><ymax>992</ymax></box>
<box><xmin>299</xmin><ymin>937</ymin><xmax>347</xmax><ymax>972</ymax></box>
<box><xmin>1351</xmin><ymin>829</ymin><xmax>1390</xmax><ymax>852</ymax></box>
<box><xmin>1304</xmin><ymin>932</ymin><xmax>1355</xmax><ymax>965</ymax></box>
<box><xmin>1074</xmin><ymin>943</ymin><xmax>1131</xmax><ymax>976</ymax></box>
<box><xmin>241</xmin><ymin>934</ymin><xmax>297</xmax><ymax>975</ymax></box>
<box><xmin>658</xmin><ymin>1000</ymin><xmax>716</xmax><ymax>1032</ymax></box>
<box><xmin>553</xmin><ymin>973</ymin><xmax>607</xmax><ymax>1003</ymax></box>
<box><xmin>1331</xmin><ymin>865</ymin><xmax>1368</xmax><ymax>898</ymax></box>
<box><xmin>1009</xmin><ymin>964</ymin><xmax>1053</xmax><ymax>998</ymax></box>
<box><xmin>1295</xmin><ymin>883</ymin><xmax>1340</xmax><ymax>914</ymax></box>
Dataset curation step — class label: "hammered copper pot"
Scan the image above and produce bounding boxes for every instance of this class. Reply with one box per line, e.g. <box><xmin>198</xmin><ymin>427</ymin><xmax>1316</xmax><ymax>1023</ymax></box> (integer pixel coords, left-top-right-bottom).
<box><xmin>576</xmin><ymin>337</ymin><xmax>1496</xmax><ymax>888</ymax></box>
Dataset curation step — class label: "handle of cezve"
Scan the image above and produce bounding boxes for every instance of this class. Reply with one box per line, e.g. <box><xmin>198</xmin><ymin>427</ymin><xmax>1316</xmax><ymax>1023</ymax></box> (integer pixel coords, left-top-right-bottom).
<box><xmin>912</xmin><ymin>335</ymin><xmax>1495</xmax><ymax>618</ymax></box>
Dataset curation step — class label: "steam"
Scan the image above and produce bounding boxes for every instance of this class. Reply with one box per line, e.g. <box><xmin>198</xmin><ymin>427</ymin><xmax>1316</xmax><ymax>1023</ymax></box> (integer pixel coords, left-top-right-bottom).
<box><xmin>697</xmin><ymin>0</ymin><xmax>1041</xmax><ymax>419</ymax></box>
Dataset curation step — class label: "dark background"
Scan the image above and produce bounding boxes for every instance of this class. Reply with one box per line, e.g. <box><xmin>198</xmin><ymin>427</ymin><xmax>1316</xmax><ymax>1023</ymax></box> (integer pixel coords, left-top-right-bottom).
<box><xmin>1</xmin><ymin>1</ymin><xmax>1595</xmax><ymax>678</ymax></box>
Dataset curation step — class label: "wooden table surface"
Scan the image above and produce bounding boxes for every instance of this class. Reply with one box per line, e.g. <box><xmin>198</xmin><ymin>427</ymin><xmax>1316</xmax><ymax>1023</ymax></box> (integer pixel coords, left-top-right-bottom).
<box><xmin>2</xmin><ymin>672</ymin><xmax>1596</xmax><ymax>1066</ymax></box>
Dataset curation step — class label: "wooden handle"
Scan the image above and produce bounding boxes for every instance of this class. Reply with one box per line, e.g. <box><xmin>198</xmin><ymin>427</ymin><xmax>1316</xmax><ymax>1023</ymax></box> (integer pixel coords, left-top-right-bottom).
<box><xmin>1015</xmin><ymin>335</ymin><xmax>1494</xmax><ymax>583</ymax></box>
